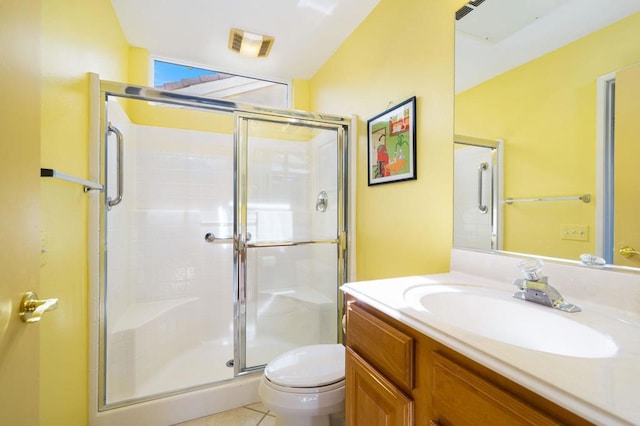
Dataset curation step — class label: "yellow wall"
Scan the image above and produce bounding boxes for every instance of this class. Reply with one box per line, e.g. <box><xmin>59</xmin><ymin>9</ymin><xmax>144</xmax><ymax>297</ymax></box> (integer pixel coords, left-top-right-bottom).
<box><xmin>292</xmin><ymin>79</ymin><xmax>311</xmax><ymax>111</ymax></box>
<box><xmin>455</xmin><ymin>12</ymin><xmax>640</xmax><ymax>260</ymax></box>
<box><xmin>310</xmin><ymin>0</ymin><xmax>466</xmax><ymax>280</ymax></box>
<box><xmin>40</xmin><ymin>0</ymin><xmax>129</xmax><ymax>424</ymax></box>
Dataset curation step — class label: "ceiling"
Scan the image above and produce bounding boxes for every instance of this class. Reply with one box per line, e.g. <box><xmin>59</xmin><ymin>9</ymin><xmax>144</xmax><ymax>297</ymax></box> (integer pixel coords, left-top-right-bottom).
<box><xmin>110</xmin><ymin>0</ymin><xmax>640</xmax><ymax>88</ymax></box>
<box><xmin>110</xmin><ymin>0</ymin><xmax>380</xmax><ymax>82</ymax></box>
<box><xmin>455</xmin><ymin>0</ymin><xmax>640</xmax><ymax>93</ymax></box>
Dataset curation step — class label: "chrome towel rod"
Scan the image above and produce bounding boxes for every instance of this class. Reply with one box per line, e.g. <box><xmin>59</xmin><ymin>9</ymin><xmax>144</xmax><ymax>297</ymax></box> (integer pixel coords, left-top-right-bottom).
<box><xmin>41</xmin><ymin>168</ymin><xmax>103</xmax><ymax>192</ymax></box>
<box><xmin>505</xmin><ymin>194</ymin><xmax>590</xmax><ymax>205</ymax></box>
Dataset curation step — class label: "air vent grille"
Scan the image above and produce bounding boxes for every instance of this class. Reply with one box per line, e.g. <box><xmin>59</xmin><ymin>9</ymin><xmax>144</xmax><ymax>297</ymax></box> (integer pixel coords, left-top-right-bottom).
<box><xmin>258</xmin><ymin>38</ymin><xmax>274</xmax><ymax>57</ymax></box>
<box><xmin>228</xmin><ymin>28</ymin><xmax>274</xmax><ymax>57</ymax></box>
<box><xmin>456</xmin><ymin>0</ymin><xmax>486</xmax><ymax>21</ymax></box>
<box><xmin>230</xmin><ymin>30</ymin><xmax>243</xmax><ymax>53</ymax></box>
<box><xmin>456</xmin><ymin>0</ymin><xmax>569</xmax><ymax>43</ymax></box>
<box><xmin>456</xmin><ymin>6</ymin><xmax>474</xmax><ymax>21</ymax></box>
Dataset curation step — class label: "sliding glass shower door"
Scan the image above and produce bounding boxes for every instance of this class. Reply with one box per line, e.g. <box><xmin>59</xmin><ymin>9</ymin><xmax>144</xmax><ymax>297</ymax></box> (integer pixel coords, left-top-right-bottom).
<box><xmin>101</xmin><ymin>99</ymin><xmax>236</xmax><ymax>408</ymax></box>
<box><xmin>453</xmin><ymin>139</ymin><xmax>501</xmax><ymax>251</ymax></box>
<box><xmin>235</xmin><ymin>113</ymin><xmax>347</xmax><ymax>372</ymax></box>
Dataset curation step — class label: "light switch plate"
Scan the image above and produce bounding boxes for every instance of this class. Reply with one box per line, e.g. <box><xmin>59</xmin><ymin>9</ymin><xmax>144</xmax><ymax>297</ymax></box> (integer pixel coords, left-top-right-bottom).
<box><xmin>560</xmin><ymin>224</ymin><xmax>589</xmax><ymax>241</ymax></box>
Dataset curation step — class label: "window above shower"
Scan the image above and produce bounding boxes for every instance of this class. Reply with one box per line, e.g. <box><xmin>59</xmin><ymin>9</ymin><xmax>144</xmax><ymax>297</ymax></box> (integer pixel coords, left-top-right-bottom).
<box><xmin>152</xmin><ymin>58</ymin><xmax>290</xmax><ymax>109</ymax></box>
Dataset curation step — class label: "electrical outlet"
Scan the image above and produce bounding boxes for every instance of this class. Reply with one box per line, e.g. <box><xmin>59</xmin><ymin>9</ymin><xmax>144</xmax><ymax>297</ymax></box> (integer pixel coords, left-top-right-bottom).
<box><xmin>560</xmin><ymin>224</ymin><xmax>589</xmax><ymax>241</ymax></box>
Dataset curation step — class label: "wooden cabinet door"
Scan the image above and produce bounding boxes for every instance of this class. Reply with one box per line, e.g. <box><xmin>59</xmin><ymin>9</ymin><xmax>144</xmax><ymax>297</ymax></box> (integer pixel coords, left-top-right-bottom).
<box><xmin>346</xmin><ymin>347</ymin><xmax>413</xmax><ymax>426</ymax></box>
<box><xmin>432</xmin><ymin>353</ymin><xmax>557</xmax><ymax>426</ymax></box>
<box><xmin>346</xmin><ymin>301</ymin><xmax>414</xmax><ymax>392</ymax></box>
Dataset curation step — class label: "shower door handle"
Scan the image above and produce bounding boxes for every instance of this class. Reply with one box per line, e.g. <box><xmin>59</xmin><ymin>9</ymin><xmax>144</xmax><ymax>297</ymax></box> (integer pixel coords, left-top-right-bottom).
<box><xmin>107</xmin><ymin>123</ymin><xmax>124</xmax><ymax>209</ymax></box>
<box><xmin>204</xmin><ymin>232</ymin><xmax>252</xmax><ymax>243</ymax></box>
<box><xmin>477</xmin><ymin>162</ymin><xmax>488</xmax><ymax>214</ymax></box>
<box><xmin>204</xmin><ymin>233</ymin><xmax>234</xmax><ymax>243</ymax></box>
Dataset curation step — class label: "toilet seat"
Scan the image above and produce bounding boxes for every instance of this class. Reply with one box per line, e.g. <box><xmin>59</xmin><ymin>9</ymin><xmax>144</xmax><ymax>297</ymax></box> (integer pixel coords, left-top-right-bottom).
<box><xmin>264</xmin><ymin>344</ymin><xmax>345</xmax><ymax>388</ymax></box>
<box><xmin>262</xmin><ymin>377</ymin><xmax>345</xmax><ymax>394</ymax></box>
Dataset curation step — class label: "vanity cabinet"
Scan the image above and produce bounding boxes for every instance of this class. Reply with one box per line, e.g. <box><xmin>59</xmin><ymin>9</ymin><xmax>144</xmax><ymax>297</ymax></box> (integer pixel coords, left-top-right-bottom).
<box><xmin>345</xmin><ymin>295</ymin><xmax>591</xmax><ymax>426</ymax></box>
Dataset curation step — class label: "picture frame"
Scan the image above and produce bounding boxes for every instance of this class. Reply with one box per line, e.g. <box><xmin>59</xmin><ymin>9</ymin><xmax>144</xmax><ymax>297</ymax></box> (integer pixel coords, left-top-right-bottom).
<box><xmin>367</xmin><ymin>96</ymin><xmax>417</xmax><ymax>186</ymax></box>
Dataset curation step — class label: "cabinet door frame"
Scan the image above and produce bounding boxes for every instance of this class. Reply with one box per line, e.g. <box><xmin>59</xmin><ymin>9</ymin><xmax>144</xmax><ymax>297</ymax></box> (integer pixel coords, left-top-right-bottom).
<box><xmin>345</xmin><ymin>347</ymin><xmax>413</xmax><ymax>426</ymax></box>
<box><xmin>432</xmin><ymin>352</ymin><xmax>558</xmax><ymax>426</ymax></box>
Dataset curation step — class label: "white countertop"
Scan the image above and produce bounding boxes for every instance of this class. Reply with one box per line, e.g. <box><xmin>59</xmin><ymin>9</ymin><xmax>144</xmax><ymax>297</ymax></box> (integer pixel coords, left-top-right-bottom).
<box><xmin>341</xmin><ymin>249</ymin><xmax>640</xmax><ymax>426</ymax></box>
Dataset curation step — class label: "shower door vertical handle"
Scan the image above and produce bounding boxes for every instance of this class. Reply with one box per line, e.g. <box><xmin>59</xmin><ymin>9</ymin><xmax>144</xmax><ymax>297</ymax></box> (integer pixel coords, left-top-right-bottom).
<box><xmin>478</xmin><ymin>162</ymin><xmax>488</xmax><ymax>214</ymax></box>
<box><xmin>107</xmin><ymin>123</ymin><xmax>124</xmax><ymax>209</ymax></box>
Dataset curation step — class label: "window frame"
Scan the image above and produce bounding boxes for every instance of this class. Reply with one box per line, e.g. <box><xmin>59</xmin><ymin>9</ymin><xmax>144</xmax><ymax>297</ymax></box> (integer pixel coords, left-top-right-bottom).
<box><xmin>149</xmin><ymin>55</ymin><xmax>292</xmax><ymax>109</ymax></box>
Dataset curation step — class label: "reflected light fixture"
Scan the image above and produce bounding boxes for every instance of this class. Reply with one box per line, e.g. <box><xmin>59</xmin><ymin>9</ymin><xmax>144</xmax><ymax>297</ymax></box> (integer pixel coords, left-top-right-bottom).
<box><xmin>297</xmin><ymin>0</ymin><xmax>338</xmax><ymax>16</ymax></box>
<box><xmin>228</xmin><ymin>28</ymin><xmax>275</xmax><ymax>58</ymax></box>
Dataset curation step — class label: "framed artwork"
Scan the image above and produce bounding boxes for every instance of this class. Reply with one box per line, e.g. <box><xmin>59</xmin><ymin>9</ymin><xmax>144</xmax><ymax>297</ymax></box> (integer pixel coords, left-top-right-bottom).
<box><xmin>367</xmin><ymin>96</ymin><xmax>417</xmax><ymax>186</ymax></box>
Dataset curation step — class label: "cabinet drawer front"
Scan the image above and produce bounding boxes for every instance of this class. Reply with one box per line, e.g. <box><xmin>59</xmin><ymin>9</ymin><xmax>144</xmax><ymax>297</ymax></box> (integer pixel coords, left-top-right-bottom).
<box><xmin>346</xmin><ymin>302</ymin><xmax>414</xmax><ymax>391</ymax></box>
<box><xmin>432</xmin><ymin>352</ymin><xmax>558</xmax><ymax>426</ymax></box>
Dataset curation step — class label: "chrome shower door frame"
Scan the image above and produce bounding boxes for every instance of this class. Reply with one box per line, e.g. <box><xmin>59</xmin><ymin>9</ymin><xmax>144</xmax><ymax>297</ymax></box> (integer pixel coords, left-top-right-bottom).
<box><xmin>233</xmin><ymin>111</ymin><xmax>349</xmax><ymax>375</ymax></box>
<box><xmin>96</xmin><ymin>80</ymin><xmax>350</xmax><ymax>409</ymax></box>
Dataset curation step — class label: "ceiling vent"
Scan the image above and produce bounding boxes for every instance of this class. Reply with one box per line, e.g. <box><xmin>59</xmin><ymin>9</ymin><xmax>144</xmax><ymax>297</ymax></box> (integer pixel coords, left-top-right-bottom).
<box><xmin>456</xmin><ymin>0</ymin><xmax>485</xmax><ymax>21</ymax></box>
<box><xmin>228</xmin><ymin>28</ymin><xmax>274</xmax><ymax>58</ymax></box>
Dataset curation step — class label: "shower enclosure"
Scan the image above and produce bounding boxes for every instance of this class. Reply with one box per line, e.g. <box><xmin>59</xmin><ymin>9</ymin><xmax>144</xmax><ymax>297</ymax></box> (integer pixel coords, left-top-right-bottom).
<box><xmin>453</xmin><ymin>135</ymin><xmax>502</xmax><ymax>251</ymax></box>
<box><xmin>93</xmin><ymin>80</ymin><xmax>349</xmax><ymax>418</ymax></box>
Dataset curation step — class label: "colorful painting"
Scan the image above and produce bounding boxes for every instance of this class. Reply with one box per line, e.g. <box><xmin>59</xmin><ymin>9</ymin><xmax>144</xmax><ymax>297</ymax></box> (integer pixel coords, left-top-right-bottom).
<box><xmin>367</xmin><ymin>96</ymin><xmax>417</xmax><ymax>185</ymax></box>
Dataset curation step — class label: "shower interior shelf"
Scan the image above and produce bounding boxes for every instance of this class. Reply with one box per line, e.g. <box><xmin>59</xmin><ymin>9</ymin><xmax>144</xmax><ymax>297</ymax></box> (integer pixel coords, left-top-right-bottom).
<box><xmin>263</xmin><ymin>287</ymin><xmax>335</xmax><ymax>306</ymax></box>
<box><xmin>40</xmin><ymin>168</ymin><xmax>103</xmax><ymax>192</ymax></box>
<box><xmin>110</xmin><ymin>297</ymin><xmax>199</xmax><ymax>333</ymax></box>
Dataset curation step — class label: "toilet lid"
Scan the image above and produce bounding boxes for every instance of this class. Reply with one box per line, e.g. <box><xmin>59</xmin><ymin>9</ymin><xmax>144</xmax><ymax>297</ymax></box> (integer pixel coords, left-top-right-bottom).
<box><xmin>264</xmin><ymin>344</ymin><xmax>345</xmax><ymax>388</ymax></box>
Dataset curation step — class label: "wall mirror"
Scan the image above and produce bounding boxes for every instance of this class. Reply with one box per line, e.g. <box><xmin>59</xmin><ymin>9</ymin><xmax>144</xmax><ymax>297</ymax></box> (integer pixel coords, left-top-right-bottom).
<box><xmin>454</xmin><ymin>0</ymin><xmax>640</xmax><ymax>269</ymax></box>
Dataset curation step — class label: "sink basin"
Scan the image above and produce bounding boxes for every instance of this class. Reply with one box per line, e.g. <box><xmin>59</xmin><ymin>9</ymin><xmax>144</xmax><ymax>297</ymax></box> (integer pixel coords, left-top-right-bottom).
<box><xmin>404</xmin><ymin>285</ymin><xmax>618</xmax><ymax>358</ymax></box>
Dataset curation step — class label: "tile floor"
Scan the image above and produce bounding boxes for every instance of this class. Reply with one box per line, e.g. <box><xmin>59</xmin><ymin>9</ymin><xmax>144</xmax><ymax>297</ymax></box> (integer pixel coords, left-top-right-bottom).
<box><xmin>175</xmin><ymin>402</ymin><xmax>276</xmax><ymax>426</ymax></box>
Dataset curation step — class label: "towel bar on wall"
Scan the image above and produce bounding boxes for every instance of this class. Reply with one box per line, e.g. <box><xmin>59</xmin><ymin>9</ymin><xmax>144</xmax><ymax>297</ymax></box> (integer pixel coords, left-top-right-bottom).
<box><xmin>40</xmin><ymin>168</ymin><xmax>103</xmax><ymax>192</ymax></box>
<box><xmin>505</xmin><ymin>194</ymin><xmax>591</xmax><ymax>205</ymax></box>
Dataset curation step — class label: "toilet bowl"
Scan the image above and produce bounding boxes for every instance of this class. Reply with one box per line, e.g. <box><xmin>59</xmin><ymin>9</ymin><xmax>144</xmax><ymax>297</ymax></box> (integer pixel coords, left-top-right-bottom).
<box><xmin>258</xmin><ymin>344</ymin><xmax>345</xmax><ymax>426</ymax></box>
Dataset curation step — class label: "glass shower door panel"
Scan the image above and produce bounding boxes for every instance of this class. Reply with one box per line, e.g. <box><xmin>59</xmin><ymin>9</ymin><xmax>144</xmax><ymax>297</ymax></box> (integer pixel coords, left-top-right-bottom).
<box><xmin>244</xmin><ymin>123</ymin><xmax>339</xmax><ymax>244</ymax></box>
<box><xmin>244</xmin><ymin>244</ymin><xmax>338</xmax><ymax>367</ymax></box>
<box><xmin>453</xmin><ymin>144</ymin><xmax>495</xmax><ymax>250</ymax></box>
<box><xmin>243</xmin><ymin>120</ymin><xmax>340</xmax><ymax>369</ymax></box>
<box><xmin>103</xmin><ymin>103</ymin><xmax>235</xmax><ymax>406</ymax></box>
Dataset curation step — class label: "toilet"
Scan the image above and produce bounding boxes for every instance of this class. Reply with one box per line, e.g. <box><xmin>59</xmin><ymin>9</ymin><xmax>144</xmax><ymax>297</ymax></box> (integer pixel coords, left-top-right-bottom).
<box><xmin>258</xmin><ymin>344</ymin><xmax>345</xmax><ymax>426</ymax></box>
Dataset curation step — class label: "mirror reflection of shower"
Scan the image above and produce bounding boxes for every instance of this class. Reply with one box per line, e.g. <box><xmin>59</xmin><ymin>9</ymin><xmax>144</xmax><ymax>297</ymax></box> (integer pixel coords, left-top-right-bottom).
<box><xmin>453</xmin><ymin>136</ymin><xmax>503</xmax><ymax>251</ymax></box>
